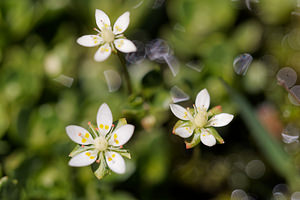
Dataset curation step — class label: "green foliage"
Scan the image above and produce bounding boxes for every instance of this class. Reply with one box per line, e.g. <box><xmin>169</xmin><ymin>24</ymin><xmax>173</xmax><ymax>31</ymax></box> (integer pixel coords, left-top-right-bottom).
<box><xmin>0</xmin><ymin>0</ymin><xmax>299</xmax><ymax>199</ymax></box>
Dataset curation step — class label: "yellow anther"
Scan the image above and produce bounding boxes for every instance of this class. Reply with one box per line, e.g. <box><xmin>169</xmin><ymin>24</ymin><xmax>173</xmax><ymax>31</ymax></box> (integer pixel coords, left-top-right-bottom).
<box><xmin>105</xmin><ymin>24</ymin><xmax>109</xmax><ymax>28</ymax></box>
<box><xmin>100</xmin><ymin>124</ymin><xmax>104</xmax><ymax>129</ymax></box>
<box><xmin>114</xmin><ymin>134</ymin><xmax>117</xmax><ymax>139</ymax></box>
<box><xmin>108</xmin><ymin>157</ymin><xmax>112</xmax><ymax>161</ymax></box>
<box><xmin>112</xmin><ymin>154</ymin><xmax>115</xmax><ymax>158</ymax></box>
<box><xmin>85</xmin><ymin>133</ymin><xmax>89</xmax><ymax>138</ymax></box>
<box><xmin>90</xmin><ymin>156</ymin><xmax>95</xmax><ymax>159</ymax></box>
<box><xmin>94</xmin><ymin>40</ymin><xmax>98</xmax><ymax>44</ymax></box>
<box><xmin>115</xmin><ymin>139</ymin><xmax>119</xmax><ymax>144</ymax></box>
<box><xmin>85</xmin><ymin>152</ymin><xmax>91</xmax><ymax>156</ymax></box>
<box><xmin>115</xmin><ymin>26</ymin><xmax>122</xmax><ymax>32</ymax></box>
<box><xmin>105</xmin><ymin>48</ymin><xmax>109</xmax><ymax>52</ymax></box>
<box><xmin>105</xmin><ymin>125</ymin><xmax>109</xmax><ymax>130</ymax></box>
<box><xmin>81</xmin><ymin>138</ymin><xmax>87</xmax><ymax>143</ymax></box>
<box><xmin>185</xmin><ymin>127</ymin><xmax>188</xmax><ymax>130</ymax></box>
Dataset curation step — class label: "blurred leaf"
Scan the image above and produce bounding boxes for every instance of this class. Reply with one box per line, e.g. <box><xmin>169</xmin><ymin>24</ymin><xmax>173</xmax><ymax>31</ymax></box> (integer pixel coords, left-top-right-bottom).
<box><xmin>221</xmin><ymin>79</ymin><xmax>300</xmax><ymax>190</ymax></box>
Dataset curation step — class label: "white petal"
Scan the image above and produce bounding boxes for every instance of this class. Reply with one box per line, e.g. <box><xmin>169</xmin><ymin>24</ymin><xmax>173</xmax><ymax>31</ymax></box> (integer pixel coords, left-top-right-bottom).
<box><xmin>169</xmin><ymin>104</ymin><xmax>190</xmax><ymax>121</ymax></box>
<box><xmin>94</xmin><ymin>43</ymin><xmax>111</xmax><ymax>62</ymax></box>
<box><xmin>200</xmin><ymin>130</ymin><xmax>216</xmax><ymax>147</ymax></box>
<box><xmin>174</xmin><ymin>126</ymin><xmax>194</xmax><ymax>138</ymax></box>
<box><xmin>65</xmin><ymin>125</ymin><xmax>93</xmax><ymax>145</ymax></box>
<box><xmin>207</xmin><ymin>113</ymin><xmax>234</xmax><ymax>127</ymax></box>
<box><xmin>113</xmin><ymin>11</ymin><xmax>130</xmax><ymax>35</ymax></box>
<box><xmin>105</xmin><ymin>151</ymin><xmax>125</xmax><ymax>174</ymax></box>
<box><xmin>195</xmin><ymin>89</ymin><xmax>210</xmax><ymax>111</ymax></box>
<box><xmin>68</xmin><ymin>150</ymin><xmax>97</xmax><ymax>167</ymax></box>
<box><xmin>76</xmin><ymin>35</ymin><xmax>102</xmax><ymax>47</ymax></box>
<box><xmin>95</xmin><ymin>9</ymin><xmax>111</xmax><ymax>31</ymax></box>
<box><xmin>96</xmin><ymin>103</ymin><xmax>113</xmax><ymax>135</ymax></box>
<box><xmin>114</xmin><ymin>39</ymin><xmax>136</xmax><ymax>53</ymax></box>
<box><xmin>109</xmin><ymin>124</ymin><xmax>134</xmax><ymax>146</ymax></box>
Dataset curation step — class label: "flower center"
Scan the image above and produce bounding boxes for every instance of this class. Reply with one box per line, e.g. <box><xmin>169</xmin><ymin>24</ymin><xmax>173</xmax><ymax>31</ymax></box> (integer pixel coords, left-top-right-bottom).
<box><xmin>94</xmin><ymin>136</ymin><xmax>108</xmax><ymax>152</ymax></box>
<box><xmin>102</xmin><ymin>29</ymin><xmax>114</xmax><ymax>43</ymax></box>
<box><xmin>194</xmin><ymin>110</ymin><xmax>208</xmax><ymax>128</ymax></box>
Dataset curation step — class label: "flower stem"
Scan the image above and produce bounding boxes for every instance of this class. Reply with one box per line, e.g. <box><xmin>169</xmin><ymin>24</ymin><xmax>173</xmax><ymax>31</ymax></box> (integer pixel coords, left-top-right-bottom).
<box><xmin>117</xmin><ymin>51</ymin><xmax>133</xmax><ymax>94</ymax></box>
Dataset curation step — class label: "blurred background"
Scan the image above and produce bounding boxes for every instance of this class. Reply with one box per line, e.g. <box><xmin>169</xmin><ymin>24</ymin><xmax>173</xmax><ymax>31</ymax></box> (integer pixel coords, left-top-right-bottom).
<box><xmin>1</xmin><ymin>0</ymin><xmax>300</xmax><ymax>199</ymax></box>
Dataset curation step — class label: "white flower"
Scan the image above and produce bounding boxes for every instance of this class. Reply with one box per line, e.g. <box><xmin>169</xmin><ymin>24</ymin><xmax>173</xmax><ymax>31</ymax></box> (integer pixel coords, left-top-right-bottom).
<box><xmin>77</xmin><ymin>9</ymin><xmax>137</xmax><ymax>62</ymax></box>
<box><xmin>66</xmin><ymin>103</ymin><xmax>134</xmax><ymax>174</ymax></box>
<box><xmin>170</xmin><ymin>89</ymin><xmax>234</xmax><ymax>147</ymax></box>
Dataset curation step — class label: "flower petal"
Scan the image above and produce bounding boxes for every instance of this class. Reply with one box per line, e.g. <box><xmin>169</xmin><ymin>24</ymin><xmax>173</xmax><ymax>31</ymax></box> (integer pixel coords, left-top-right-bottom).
<box><xmin>96</xmin><ymin>103</ymin><xmax>113</xmax><ymax>135</ymax></box>
<box><xmin>207</xmin><ymin>113</ymin><xmax>234</xmax><ymax>127</ymax></box>
<box><xmin>109</xmin><ymin>124</ymin><xmax>134</xmax><ymax>146</ymax></box>
<box><xmin>94</xmin><ymin>43</ymin><xmax>111</xmax><ymax>62</ymax></box>
<box><xmin>105</xmin><ymin>151</ymin><xmax>125</xmax><ymax>174</ymax></box>
<box><xmin>114</xmin><ymin>39</ymin><xmax>136</xmax><ymax>53</ymax></box>
<box><xmin>65</xmin><ymin>125</ymin><xmax>93</xmax><ymax>145</ymax></box>
<box><xmin>169</xmin><ymin>104</ymin><xmax>190</xmax><ymax>121</ymax></box>
<box><xmin>68</xmin><ymin>150</ymin><xmax>97</xmax><ymax>167</ymax></box>
<box><xmin>174</xmin><ymin>126</ymin><xmax>194</xmax><ymax>138</ymax></box>
<box><xmin>195</xmin><ymin>89</ymin><xmax>210</xmax><ymax>111</ymax></box>
<box><xmin>113</xmin><ymin>11</ymin><xmax>130</xmax><ymax>35</ymax></box>
<box><xmin>77</xmin><ymin>35</ymin><xmax>102</xmax><ymax>47</ymax></box>
<box><xmin>200</xmin><ymin>130</ymin><xmax>216</xmax><ymax>147</ymax></box>
<box><xmin>95</xmin><ymin>9</ymin><xmax>111</xmax><ymax>31</ymax></box>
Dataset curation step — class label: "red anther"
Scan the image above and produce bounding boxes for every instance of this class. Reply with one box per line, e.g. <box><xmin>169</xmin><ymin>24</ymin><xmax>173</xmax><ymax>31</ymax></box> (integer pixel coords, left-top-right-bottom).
<box><xmin>96</xmin><ymin>160</ymin><xmax>100</xmax><ymax>163</ymax></box>
<box><xmin>78</xmin><ymin>133</ymin><xmax>82</xmax><ymax>136</ymax></box>
<box><xmin>95</xmin><ymin>128</ymin><xmax>99</xmax><ymax>131</ymax></box>
<box><xmin>88</xmin><ymin>121</ymin><xmax>91</xmax><ymax>125</ymax></box>
<box><xmin>120</xmin><ymin>145</ymin><xmax>123</xmax><ymax>148</ymax></box>
<box><xmin>112</xmin><ymin>124</ymin><xmax>115</xmax><ymax>127</ymax></box>
<box><xmin>81</xmin><ymin>145</ymin><xmax>84</xmax><ymax>147</ymax></box>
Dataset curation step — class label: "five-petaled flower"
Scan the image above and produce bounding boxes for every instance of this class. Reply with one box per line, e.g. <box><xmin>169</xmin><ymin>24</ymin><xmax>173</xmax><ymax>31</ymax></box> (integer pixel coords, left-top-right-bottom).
<box><xmin>77</xmin><ymin>9</ymin><xmax>137</xmax><ymax>62</ymax></box>
<box><xmin>66</xmin><ymin>103</ymin><xmax>134</xmax><ymax>176</ymax></box>
<box><xmin>170</xmin><ymin>89</ymin><xmax>234</xmax><ymax>147</ymax></box>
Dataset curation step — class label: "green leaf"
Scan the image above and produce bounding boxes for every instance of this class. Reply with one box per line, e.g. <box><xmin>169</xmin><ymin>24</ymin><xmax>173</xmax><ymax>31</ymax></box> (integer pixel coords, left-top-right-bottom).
<box><xmin>184</xmin><ymin>129</ymin><xmax>201</xmax><ymax>149</ymax></box>
<box><xmin>173</xmin><ymin>120</ymin><xmax>192</xmax><ymax>133</ymax></box>
<box><xmin>108</xmin><ymin>148</ymin><xmax>131</xmax><ymax>159</ymax></box>
<box><xmin>207</xmin><ymin>127</ymin><xmax>224</xmax><ymax>144</ymax></box>
<box><xmin>207</xmin><ymin>105</ymin><xmax>222</xmax><ymax>117</ymax></box>
<box><xmin>69</xmin><ymin>145</ymin><xmax>91</xmax><ymax>157</ymax></box>
<box><xmin>114</xmin><ymin>118</ymin><xmax>127</xmax><ymax>130</ymax></box>
<box><xmin>94</xmin><ymin>153</ymin><xmax>110</xmax><ymax>180</ymax></box>
<box><xmin>119</xmin><ymin>152</ymin><xmax>131</xmax><ymax>159</ymax></box>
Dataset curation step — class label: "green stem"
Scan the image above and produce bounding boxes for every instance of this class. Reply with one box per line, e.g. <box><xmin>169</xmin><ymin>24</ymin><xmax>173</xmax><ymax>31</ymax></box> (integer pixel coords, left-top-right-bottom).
<box><xmin>117</xmin><ymin>51</ymin><xmax>133</xmax><ymax>94</ymax></box>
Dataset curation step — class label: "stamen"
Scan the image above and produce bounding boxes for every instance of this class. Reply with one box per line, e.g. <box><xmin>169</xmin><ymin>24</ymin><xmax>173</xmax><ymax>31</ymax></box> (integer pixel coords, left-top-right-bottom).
<box><xmin>88</xmin><ymin>122</ymin><xmax>98</xmax><ymax>137</ymax></box>
<box><xmin>120</xmin><ymin>145</ymin><xmax>123</xmax><ymax>148</ymax></box>
<box><xmin>81</xmin><ymin>145</ymin><xmax>85</xmax><ymax>147</ymax></box>
<box><xmin>93</xmin><ymin>27</ymin><xmax>101</xmax><ymax>34</ymax></box>
<box><xmin>96</xmin><ymin>160</ymin><xmax>100</xmax><ymax>163</ymax></box>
